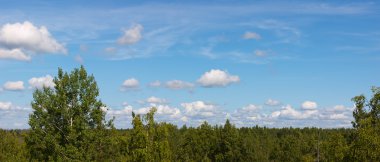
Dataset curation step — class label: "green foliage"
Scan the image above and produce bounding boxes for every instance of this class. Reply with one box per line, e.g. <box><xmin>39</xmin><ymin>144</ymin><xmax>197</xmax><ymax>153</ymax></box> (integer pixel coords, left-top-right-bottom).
<box><xmin>349</xmin><ymin>86</ymin><xmax>380</xmax><ymax>161</ymax></box>
<box><xmin>0</xmin><ymin>130</ymin><xmax>28</xmax><ymax>162</ymax></box>
<box><xmin>25</xmin><ymin>66</ymin><xmax>115</xmax><ymax>161</ymax></box>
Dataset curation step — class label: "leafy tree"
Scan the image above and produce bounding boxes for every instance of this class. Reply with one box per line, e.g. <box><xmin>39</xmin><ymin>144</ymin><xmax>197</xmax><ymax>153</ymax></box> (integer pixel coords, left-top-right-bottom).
<box><xmin>26</xmin><ymin>66</ymin><xmax>114</xmax><ymax>161</ymax></box>
<box><xmin>0</xmin><ymin>129</ymin><xmax>28</xmax><ymax>161</ymax></box>
<box><xmin>349</xmin><ymin>86</ymin><xmax>380</xmax><ymax>161</ymax></box>
<box><xmin>129</xmin><ymin>112</ymin><xmax>148</xmax><ymax>161</ymax></box>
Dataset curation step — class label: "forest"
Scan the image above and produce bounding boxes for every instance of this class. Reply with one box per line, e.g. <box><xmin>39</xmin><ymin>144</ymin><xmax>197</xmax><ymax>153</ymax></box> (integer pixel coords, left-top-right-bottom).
<box><xmin>0</xmin><ymin>66</ymin><xmax>379</xmax><ymax>162</ymax></box>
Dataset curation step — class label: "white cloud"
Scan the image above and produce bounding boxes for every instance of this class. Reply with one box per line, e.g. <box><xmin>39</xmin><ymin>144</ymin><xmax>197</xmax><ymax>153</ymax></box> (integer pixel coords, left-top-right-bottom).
<box><xmin>155</xmin><ymin>104</ymin><xmax>181</xmax><ymax>118</ymax></box>
<box><xmin>332</xmin><ymin>105</ymin><xmax>348</xmax><ymax>112</ymax></box>
<box><xmin>181</xmin><ymin>101</ymin><xmax>216</xmax><ymax>117</ymax></box>
<box><xmin>243</xmin><ymin>31</ymin><xmax>261</xmax><ymax>40</ymax></box>
<box><xmin>149</xmin><ymin>80</ymin><xmax>161</xmax><ymax>87</ymax></box>
<box><xmin>0</xmin><ymin>21</ymin><xmax>66</xmax><ymax>61</ymax></box>
<box><xmin>108</xmin><ymin>103</ymin><xmax>181</xmax><ymax>120</ymax></box>
<box><xmin>3</xmin><ymin>81</ymin><xmax>24</xmax><ymax>91</ymax></box>
<box><xmin>121</xmin><ymin>78</ymin><xmax>139</xmax><ymax>91</ymax></box>
<box><xmin>74</xmin><ymin>55</ymin><xmax>83</xmax><ymax>64</ymax></box>
<box><xmin>242</xmin><ymin>104</ymin><xmax>261</xmax><ymax>111</ymax></box>
<box><xmin>0</xmin><ymin>48</ymin><xmax>31</xmax><ymax>61</ymax></box>
<box><xmin>247</xmin><ymin>114</ymin><xmax>262</xmax><ymax>121</ymax></box>
<box><xmin>301</xmin><ymin>101</ymin><xmax>318</xmax><ymax>110</ymax></box>
<box><xmin>0</xmin><ymin>101</ymin><xmax>12</xmax><ymax>110</ymax></box>
<box><xmin>165</xmin><ymin>80</ymin><xmax>194</xmax><ymax>90</ymax></box>
<box><xmin>79</xmin><ymin>44</ymin><xmax>88</xmax><ymax>52</ymax></box>
<box><xmin>105</xmin><ymin>47</ymin><xmax>116</xmax><ymax>53</ymax></box>
<box><xmin>108</xmin><ymin>105</ymin><xmax>133</xmax><ymax>116</ymax></box>
<box><xmin>28</xmin><ymin>75</ymin><xmax>55</xmax><ymax>89</ymax></box>
<box><xmin>181</xmin><ymin>116</ymin><xmax>189</xmax><ymax>122</ymax></box>
<box><xmin>146</xmin><ymin>96</ymin><xmax>167</xmax><ymax>104</ymax></box>
<box><xmin>329</xmin><ymin>113</ymin><xmax>349</xmax><ymax>120</ymax></box>
<box><xmin>271</xmin><ymin>104</ymin><xmax>318</xmax><ymax>120</ymax></box>
<box><xmin>265</xmin><ymin>99</ymin><xmax>280</xmax><ymax>106</ymax></box>
<box><xmin>254</xmin><ymin>50</ymin><xmax>267</xmax><ymax>57</ymax></box>
<box><xmin>117</xmin><ymin>24</ymin><xmax>143</xmax><ymax>45</ymax></box>
<box><xmin>197</xmin><ymin>69</ymin><xmax>240</xmax><ymax>87</ymax></box>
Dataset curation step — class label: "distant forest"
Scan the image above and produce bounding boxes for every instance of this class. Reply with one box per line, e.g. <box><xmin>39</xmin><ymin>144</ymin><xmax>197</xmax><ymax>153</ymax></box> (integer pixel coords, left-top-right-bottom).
<box><xmin>0</xmin><ymin>66</ymin><xmax>379</xmax><ymax>162</ymax></box>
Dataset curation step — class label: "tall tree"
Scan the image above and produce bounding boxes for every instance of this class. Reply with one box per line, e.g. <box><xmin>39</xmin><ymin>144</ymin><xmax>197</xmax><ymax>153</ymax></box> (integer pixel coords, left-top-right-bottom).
<box><xmin>26</xmin><ymin>66</ymin><xmax>114</xmax><ymax>161</ymax></box>
<box><xmin>349</xmin><ymin>86</ymin><xmax>380</xmax><ymax>161</ymax></box>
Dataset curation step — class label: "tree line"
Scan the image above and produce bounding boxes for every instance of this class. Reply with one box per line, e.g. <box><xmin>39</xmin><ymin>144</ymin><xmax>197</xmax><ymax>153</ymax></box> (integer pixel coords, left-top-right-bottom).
<box><xmin>0</xmin><ymin>66</ymin><xmax>379</xmax><ymax>161</ymax></box>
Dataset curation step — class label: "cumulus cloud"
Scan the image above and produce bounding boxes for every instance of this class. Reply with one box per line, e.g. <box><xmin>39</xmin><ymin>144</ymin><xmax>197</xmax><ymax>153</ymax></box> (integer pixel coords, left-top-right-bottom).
<box><xmin>181</xmin><ymin>101</ymin><xmax>217</xmax><ymax>117</ymax></box>
<box><xmin>271</xmin><ymin>104</ymin><xmax>318</xmax><ymax>120</ymax></box>
<box><xmin>265</xmin><ymin>99</ymin><xmax>281</xmax><ymax>106</ymax></box>
<box><xmin>146</xmin><ymin>96</ymin><xmax>167</xmax><ymax>104</ymax></box>
<box><xmin>107</xmin><ymin>103</ymin><xmax>181</xmax><ymax>123</ymax></box>
<box><xmin>117</xmin><ymin>24</ymin><xmax>143</xmax><ymax>45</ymax></box>
<box><xmin>165</xmin><ymin>80</ymin><xmax>194</xmax><ymax>90</ymax></box>
<box><xmin>108</xmin><ymin>105</ymin><xmax>133</xmax><ymax>116</ymax></box>
<box><xmin>3</xmin><ymin>81</ymin><xmax>24</xmax><ymax>91</ymax></box>
<box><xmin>74</xmin><ymin>55</ymin><xmax>83</xmax><ymax>64</ymax></box>
<box><xmin>149</xmin><ymin>80</ymin><xmax>161</xmax><ymax>87</ymax></box>
<box><xmin>0</xmin><ymin>101</ymin><xmax>12</xmax><ymax>110</ymax></box>
<box><xmin>197</xmin><ymin>69</ymin><xmax>240</xmax><ymax>87</ymax></box>
<box><xmin>242</xmin><ymin>31</ymin><xmax>261</xmax><ymax>40</ymax></box>
<box><xmin>121</xmin><ymin>78</ymin><xmax>139</xmax><ymax>91</ymax></box>
<box><xmin>0</xmin><ymin>48</ymin><xmax>31</xmax><ymax>61</ymax></box>
<box><xmin>328</xmin><ymin>113</ymin><xmax>349</xmax><ymax>120</ymax></box>
<box><xmin>254</xmin><ymin>50</ymin><xmax>267</xmax><ymax>57</ymax></box>
<box><xmin>241</xmin><ymin>104</ymin><xmax>261</xmax><ymax>111</ymax></box>
<box><xmin>79</xmin><ymin>44</ymin><xmax>88</xmax><ymax>52</ymax></box>
<box><xmin>154</xmin><ymin>104</ymin><xmax>181</xmax><ymax>118</ymax></box>
<box><xmin>28</xmin><ymin>75</ymin><xmax>55</xmax><ymax>89</ymax></box>
<box><xmin>301</xmin><ymin>101</ymin><xmax>318</xmax><ymax>110</ymax></box>
<box><xmin>105</xmin><ymin>47</ymin><xmax>116</xmax><ymax>53</ymax></box>
<box><xmin>0</xmin><ymin>21</ymin><xmax>66</xmax><ymax>61</ymax></box>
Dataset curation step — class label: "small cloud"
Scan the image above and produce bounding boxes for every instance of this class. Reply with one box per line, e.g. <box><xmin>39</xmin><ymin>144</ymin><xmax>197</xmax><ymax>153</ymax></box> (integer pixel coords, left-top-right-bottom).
<box><xmin>329</xmin><ymin>113</ymin><xmax>349</xmax><ymax>120</ymax></box>
<box><xmin>0</xmin><ymin>48</ymin><xmax>31</xmax><ymax>61</ymax></box>
<box><xmin>197</xmin><ymin>69</ymin><xmax>240</xmax><ymax>87</ymax></box>
<box><xmin>254</xmin><ymin>50</ymin><xmax>267</xmax><ymax>57</ymax></box>
<box><xmin>3</xmin><ymin>81</ymin><xmax>24</xmax><ymax>91</ymax></box>
<box><xmin>146</xmin><ymin>96</ymin><xmax>167</xmax><ymax>104</ymax></box>
<box><xmin>105</xmin><ymin>47</ymin><xmax>117</xmax><ymax>54</ymax></box>
<box><xmin>242</xmin><ymin>31</ymin><xmax>261</xmax><ymax>40</ymax></box>
<box><xmin>79</xmin><ymin>44</ymin><xmax>88</xmax><ymax>52</ymax></box>
<box><xmin>242</xmin><ymin>104</ymin><xmax>261</xmax><ymax>111</ymax></box>
<box><xmin>28</xmin><ymin>75</ymin><xmax>55</xmax><ymax>89</ymax></box>
<box><xmin>181</xmin><ymin>116</ymin><xmax>188</xmax><ymax>122</ymax></box>
<box><xmin>74</xmin><ymin>55</ymin><xmax>83</xmax><ymax>64</ymax></box>
<box><xmin>301</xmin><ymin>101</ymin><xmax>318</xmax><ymax>110</ymax></box>
<box><xmin>165</xmin><ymin>80</ymin><xmax>194</xmax><ymax>90</ymax></box>
<box><xmin>0</xmin><ymin>101</ymin><xmax>12</xmax><ymax>110</ymax></box>
<box><xmin>117</xmin><ymin>24</ymin><xmax>143</xmax><ymax>45</ymax></box>
<box><xmin>200</xmin><ymin>46</ymin><xmax>217</xmax><ymax>59</ymax></box>
<box><xmin>149</xmin><ymin>80</ymin><xmax>161</xmax><ymax>87</ymax></box>
<box><xmin>181</xmin><ymin>101</ymin><xmax>217</xmax><ymax>117</ymax></box>
<box><xmin>265</xmin><ymin>99</ymin><xmax>281</xmax><ymax>106</ymax></box>
<box><xmin>332</xmin><ymin>105</ymin><xmax>347</xmax><ymax>112</ymax></box>
<box><xmin>121</xmin><ymin>78</ymin><xmax>139</xmax><ymax>91</ymax></box>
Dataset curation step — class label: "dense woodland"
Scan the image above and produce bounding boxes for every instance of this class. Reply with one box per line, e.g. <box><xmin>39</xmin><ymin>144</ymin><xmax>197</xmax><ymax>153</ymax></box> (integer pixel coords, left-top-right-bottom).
<box><xmin>0</xmin><ymin>66</ymin><xmax>379</xmax><ymax>162</ymax></box>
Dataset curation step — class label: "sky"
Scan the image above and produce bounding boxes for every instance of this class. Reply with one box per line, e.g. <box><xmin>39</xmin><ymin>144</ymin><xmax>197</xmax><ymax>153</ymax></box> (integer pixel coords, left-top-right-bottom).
<box><xmin>0</xmin><ymin>0</ymin><xmax>379</xmax><ymax>129</ymax></box>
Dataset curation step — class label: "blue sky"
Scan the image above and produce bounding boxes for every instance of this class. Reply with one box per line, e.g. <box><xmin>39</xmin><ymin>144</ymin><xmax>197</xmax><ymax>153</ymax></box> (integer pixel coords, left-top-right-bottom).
<box><xmin>0</xmin><ymin>1</ymin><xmax>379</xmax><ymax>129</ymax></box>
